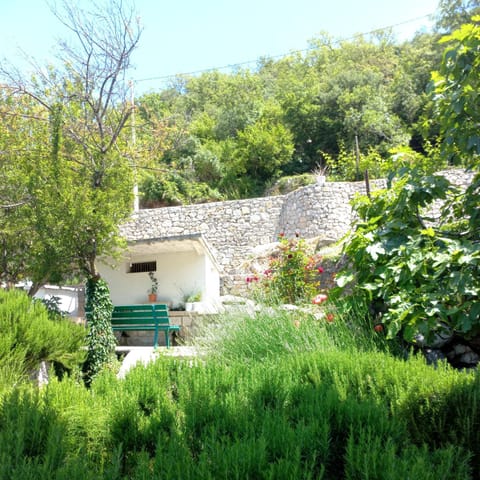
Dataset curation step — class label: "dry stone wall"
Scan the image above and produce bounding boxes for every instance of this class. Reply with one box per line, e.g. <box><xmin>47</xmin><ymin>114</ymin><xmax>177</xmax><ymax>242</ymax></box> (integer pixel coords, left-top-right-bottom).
<box><xmin>121</xmin><ymin>196</ymin><xmax>285</xmax><ymax>277</ymax></box>
<box><xmin>278</xmin><ymin>179</ymin><xmax>386</xmax><ymax>241</ymax></box>
<box><xmin>121</xmin><ymin>169</ymin><xmax>474</xmax><ymax>294</ymax></box>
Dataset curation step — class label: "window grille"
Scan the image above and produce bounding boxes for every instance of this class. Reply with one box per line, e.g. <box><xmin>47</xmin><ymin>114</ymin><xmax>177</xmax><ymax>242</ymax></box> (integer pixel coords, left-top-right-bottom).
<box><xmin>128</xmin><ymin>261</ymin><xmax>156</xmax><ymax>273</ymax></box>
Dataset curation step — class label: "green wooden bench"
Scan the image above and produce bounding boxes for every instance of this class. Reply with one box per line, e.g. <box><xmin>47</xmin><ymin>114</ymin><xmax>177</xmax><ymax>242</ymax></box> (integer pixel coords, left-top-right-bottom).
<box><xmin>111</xmin><ymin>304</ymin><xmax>180</xmax><ymax>348</ymax></box>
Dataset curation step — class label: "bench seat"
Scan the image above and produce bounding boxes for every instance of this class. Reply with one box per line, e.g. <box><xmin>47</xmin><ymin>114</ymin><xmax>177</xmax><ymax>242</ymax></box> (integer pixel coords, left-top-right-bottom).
<box><xmin>111</xmin><ymin>304</ymin><xmax>180</xmax><ymax>348</ymax></box>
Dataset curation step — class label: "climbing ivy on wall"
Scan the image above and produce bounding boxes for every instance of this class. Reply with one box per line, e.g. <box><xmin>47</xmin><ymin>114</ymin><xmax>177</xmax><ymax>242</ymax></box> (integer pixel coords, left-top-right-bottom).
<box><xmin>83</xmin><ymin>277</ymin><xmax>116</xmax><ymax>385</ymax></box>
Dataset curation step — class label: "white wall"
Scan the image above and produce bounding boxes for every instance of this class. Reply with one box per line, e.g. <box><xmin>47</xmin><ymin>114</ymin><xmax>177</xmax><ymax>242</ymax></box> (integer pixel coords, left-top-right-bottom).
<box><xmin>98</xmin><ymin>249</ymin><xmax>219</xmax><ymax>308</ymax></box>
<box><xmin>35</xmin><ymin>285</ymin><xmax>81</xmax><ymax>316</ymax></box>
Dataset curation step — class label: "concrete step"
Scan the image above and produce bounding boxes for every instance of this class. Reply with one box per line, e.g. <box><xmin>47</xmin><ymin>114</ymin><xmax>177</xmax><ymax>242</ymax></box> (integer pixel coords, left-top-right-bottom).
<box><xmin>116</xmin><ymin>346</ymin><xmax>198</xmax><ymax>379</ymax></box>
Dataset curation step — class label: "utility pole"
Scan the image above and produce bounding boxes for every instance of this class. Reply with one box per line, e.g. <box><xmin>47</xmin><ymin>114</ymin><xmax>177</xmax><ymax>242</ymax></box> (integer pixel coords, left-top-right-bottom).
<box><xmin>355</xmin><ymin>135</ymin><xmax>361</xmax><ymax>181</ymax></box>
<box><xmin>130</xmin><ymin>80</ymin><xmax>139</xmax><ymax>212</ymax></box>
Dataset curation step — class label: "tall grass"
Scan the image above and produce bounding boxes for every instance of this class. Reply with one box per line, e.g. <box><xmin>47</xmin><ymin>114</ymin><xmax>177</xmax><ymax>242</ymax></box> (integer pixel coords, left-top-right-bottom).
<box><xmin>194</xmin><ymin>298</ymin><xmax>390</xmax><ymax>363</ymax></box>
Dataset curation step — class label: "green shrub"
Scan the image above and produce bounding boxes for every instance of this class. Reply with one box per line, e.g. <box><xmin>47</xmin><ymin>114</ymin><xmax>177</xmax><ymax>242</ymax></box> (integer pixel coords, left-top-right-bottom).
<box><xmin>335</xmin><ymin>167</ymin><xmax>480</xmax><ymax>343</ymax></box>
<box><xmin>0</xmin><ymin>289</ymin><xmax>85</xmax><ymax>391</ymax></box>
<box><xmin>266</xmin><ymin>173</ymin><xmax>316</xmax><ymax>195</ymax></box>
<box><xmin>0</xmin><ymin>345</ymin><xmax>479</xmax><ymax>478</ymax></box>
<box><xmin>323</xmin><ymin>145</ymin><xmax>442</xmax><ymax>181</ymax></box>
<box><xmin>1</xmin><ymin>289</ymin><xmax>479</xmax><ymax>478</ymax></box>
<box><xmin>140</xmin><ymin>171</ymin><xmax>223</xmax><ymax>207</ymax></box>
<box><xmin>344</xmin><ymin>429</ymin><xmax>471</xmax><ymax>480</ymax></box>
<box><xmin>248</xmin><ymin>234</ymin><xmax>324</xmax><ymax>305</ymax></box>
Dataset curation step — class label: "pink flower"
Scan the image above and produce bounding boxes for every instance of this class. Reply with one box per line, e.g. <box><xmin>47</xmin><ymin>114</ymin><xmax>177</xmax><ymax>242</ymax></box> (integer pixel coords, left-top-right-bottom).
<box><xmin>317</xmin><ymin>266</ymin><xmax>324</xmax><ymax>273</ymax></box>
<box><xmin>312</xmin><ymin>293</ymin><xmax>328</xmax><ymax>305</ymax></box>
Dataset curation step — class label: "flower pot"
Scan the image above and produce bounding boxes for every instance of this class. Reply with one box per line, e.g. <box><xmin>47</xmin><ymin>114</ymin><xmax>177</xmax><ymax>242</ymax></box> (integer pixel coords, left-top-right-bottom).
<box><xmin>148</xmin><ymin>293</ymin><xmax>157</xmax><ymax>302</ymax></box>
<box><xmin>185</xmin><ymin>302</ymin><xmax>202</xmax><ymax>312</ymax></box>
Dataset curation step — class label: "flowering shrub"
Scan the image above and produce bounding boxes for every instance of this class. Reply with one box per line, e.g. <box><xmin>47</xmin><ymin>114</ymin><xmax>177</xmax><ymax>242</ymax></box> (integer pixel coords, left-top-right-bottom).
<box><xmin>326</xmin><ymin>313</ymin><xmax>335</xmax><ymax>322</ymax></box>
<box><xmin>249</xmin><ymin>233</ymin><xmax>325</xmax><ymax>305</ymax></box>
<box><xmin>313</xmin><ymin>293</ymin><xmax>328</xmax><ymax>305</ymax></box>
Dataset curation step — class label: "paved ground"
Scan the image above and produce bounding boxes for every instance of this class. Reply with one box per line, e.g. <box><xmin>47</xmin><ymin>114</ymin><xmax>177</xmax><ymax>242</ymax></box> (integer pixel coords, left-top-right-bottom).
<box><xmin>116</xmin><ymin>346</ymin><xmax>198</xmax><ymax>379</ymax></box>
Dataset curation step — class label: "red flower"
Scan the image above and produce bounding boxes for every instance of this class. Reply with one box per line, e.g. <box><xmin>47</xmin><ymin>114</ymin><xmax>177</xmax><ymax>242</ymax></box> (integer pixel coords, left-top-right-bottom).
<box><xmin>374</xmin><ymin>324</ymin><xmax>384</xmax><ymax>332</ymax></box>
<box><xmin>326</xmin><ymin>313</ymin><xmax>334</xmax><ymax>322</ymax></box>
<box><xmin>317</xmin><ymin>266</ymin><xmax>324</xmax><ymax>273</ymax></box>
<box><xmin>279</xmin><ymin>232</ymin><xmax>285</xmax><ymax>238</ymax></box>
<box><xmin>312</xmin><ymin>293</ymin><xmax>328</xmax><ymax>304</ymax></box>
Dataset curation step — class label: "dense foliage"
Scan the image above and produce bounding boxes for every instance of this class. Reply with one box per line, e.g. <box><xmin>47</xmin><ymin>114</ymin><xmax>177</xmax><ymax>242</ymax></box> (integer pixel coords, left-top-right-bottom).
<box><xmin>83</xmin><ymin>278</ymin><xmax>117</xmax><ymax>385</ymax></box>
<box><xmin>248</xmin><ymin>234</ymin><xmax>324</xmax><ymax>305</ymax></box>
<box><xmin>135</xmin><ymin>32</ymin><xmax>443</xmax><ymax>201</ymax></box>
<box><xmin>0</xmin><ymin>289</ymin><xmax>85</xmax><ymax>393</ymax></box>
<box><xmin>335</xmin><ymin>16</ymin><xmax>480</xmax><ymax>347</ymax></box>
<box><xmin>0</xmin><ymin>305</ymin><xmax>479</xmax><ymax>478</ymax></box>
<box><xmin>336</xmin><ymin>168</ymin><xmax>480</xmax><ymax>343</ymax></box>
<box><xmin>131</xmin><ymin>1</ymin><xmax>480</xmax><ymax>203</ymax></box>
<box><xmin>131</xmin><ymin>3</ymin><xmax>480</xmax><ymax>203</ymax></box>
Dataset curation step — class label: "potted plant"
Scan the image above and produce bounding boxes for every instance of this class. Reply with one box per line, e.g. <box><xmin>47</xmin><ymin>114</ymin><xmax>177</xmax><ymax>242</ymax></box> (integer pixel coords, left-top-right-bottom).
<box><xmin>185</xmin><ymin>291</ymin><xmax>201</xmax><ymax>312</ymax></box>
<box><xmin>147</xmin><ymin>271</ymin><xmax>158</xmax><ymax>302</ymax></box>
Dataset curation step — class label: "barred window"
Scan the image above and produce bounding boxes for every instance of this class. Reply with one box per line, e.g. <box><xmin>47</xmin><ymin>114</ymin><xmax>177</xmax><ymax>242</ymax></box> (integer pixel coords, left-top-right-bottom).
<box><xmin>128</xmin><ymin>261</ymin><xmax>156</xmax><ymax>273</ymax></box>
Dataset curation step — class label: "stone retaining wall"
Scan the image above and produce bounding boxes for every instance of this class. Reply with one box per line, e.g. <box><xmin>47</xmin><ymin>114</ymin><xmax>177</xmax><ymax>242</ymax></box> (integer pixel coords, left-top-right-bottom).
<box><xmin>121</xmin><ymin>169</ymin><xmax>474</xmax><ymax>294</ymax></box>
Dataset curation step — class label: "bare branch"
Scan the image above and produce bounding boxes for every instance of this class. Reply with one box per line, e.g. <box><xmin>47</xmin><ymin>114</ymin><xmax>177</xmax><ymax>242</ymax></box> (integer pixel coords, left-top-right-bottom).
<box><xmin>0</xmin><ymin>200</ymin><xmax>31</xmax><ymax>209</ymax></box>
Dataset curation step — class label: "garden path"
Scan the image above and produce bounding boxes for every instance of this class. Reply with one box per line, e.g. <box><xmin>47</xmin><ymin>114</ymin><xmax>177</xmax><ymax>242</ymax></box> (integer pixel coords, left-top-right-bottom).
<box><xmin>116</xmin><ymin>346</ymin><xmax>198</xmax><ymax>379</ymax></box>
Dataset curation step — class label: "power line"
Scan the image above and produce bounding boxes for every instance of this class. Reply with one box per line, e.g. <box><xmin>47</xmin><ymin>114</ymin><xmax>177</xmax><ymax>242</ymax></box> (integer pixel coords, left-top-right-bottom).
<box><xmin>133</xmin><ymin>12</ymin><xmax>435</xmax><ymax>85</ymax></box>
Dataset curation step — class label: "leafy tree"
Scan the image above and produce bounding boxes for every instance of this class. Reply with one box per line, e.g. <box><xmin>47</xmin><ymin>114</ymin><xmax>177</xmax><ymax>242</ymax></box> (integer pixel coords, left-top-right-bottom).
<box><xmin>431</xmin><ymin>15</ymin><xmax>480</xmax><ymax>241</ymax></box>
<box><xmin>183</xmin><ymin>70</ymin><xmax>264</xmax><ymax>141</ymax></box>
<box><xmin>0</xmin><ymin>0</ymin><xmax>141</xmax><ymax>380</ymax></box>
<box><xmin>435</xmin><ymin>0</ymin><xmax>480</xmax><ymax>33</ymax></box>
<box><xmin>336</xmin><ymin>169</ymin><xmax>479</xmax><ymax>342</ymax></box>
<box><xmin>258</xmin><ymin>54</ymin><xmax>327</xmax><ymax>173</ymax></box>
<box><xmin>1</xmin><ymin>0</ymin><xmax>140</xmax><ymax>280</ymax></box>
<box><xmin>234</xmin><ymin>118</ymin><xmax>294</xmax><ymax>191</ymax></box>
<box><xmin>336</xmin><ymin>18</ymin><xmax>480</xmax><ymax>348</ymax></box>
<box><xmin>430</xmin><ymin>16</ymin><xmax>480</xmax><ymax>167</ymax></box>
<box><xmin>0</xmin><ymin>92</ymin><xmax>74</xmax><ymax>292</ymax></box>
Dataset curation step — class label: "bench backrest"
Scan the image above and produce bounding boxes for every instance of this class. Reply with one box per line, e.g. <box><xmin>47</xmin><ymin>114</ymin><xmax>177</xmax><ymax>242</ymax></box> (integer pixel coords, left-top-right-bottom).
<box><xmin>112</xmin><ymin>304</ymin><xmax>170</xmax><ymax>326</ymax></box>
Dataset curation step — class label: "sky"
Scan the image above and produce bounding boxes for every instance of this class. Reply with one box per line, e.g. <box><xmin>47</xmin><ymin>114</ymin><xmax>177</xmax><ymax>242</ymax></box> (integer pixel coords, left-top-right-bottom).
<box><xmin>0</xmin><ymin>0</ymin><xmax>439</xmax><ymax>93</ymax></box>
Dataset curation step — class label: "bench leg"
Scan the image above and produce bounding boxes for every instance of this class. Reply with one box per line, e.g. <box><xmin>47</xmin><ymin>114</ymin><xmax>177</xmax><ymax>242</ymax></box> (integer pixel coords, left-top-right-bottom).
<box><xmin>153</xmin><ymin>328</ymin><xmax>159</xmax><ymax>349</ymax></box>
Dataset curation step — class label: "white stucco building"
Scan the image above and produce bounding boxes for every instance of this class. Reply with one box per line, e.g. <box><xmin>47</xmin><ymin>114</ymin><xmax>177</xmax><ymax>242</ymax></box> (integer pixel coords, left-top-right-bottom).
<box><xmin>97</xmin><ymin>233</ymin><xmax>221</xmax><ymax>312</ymax></box>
